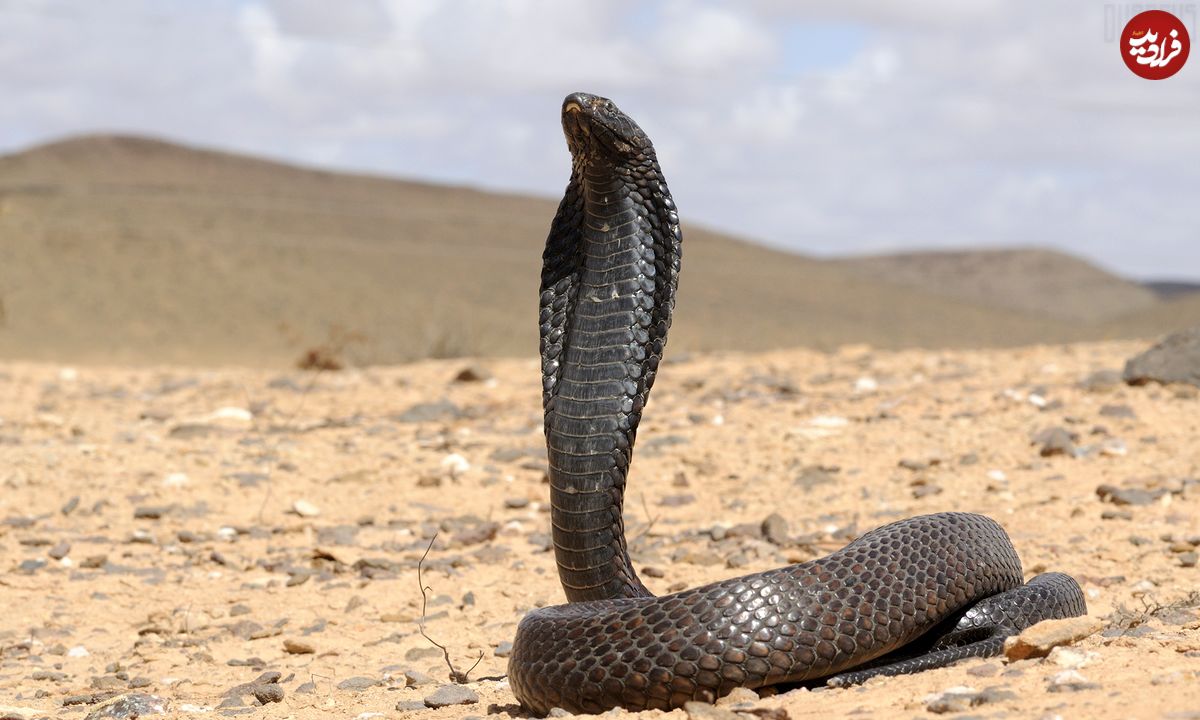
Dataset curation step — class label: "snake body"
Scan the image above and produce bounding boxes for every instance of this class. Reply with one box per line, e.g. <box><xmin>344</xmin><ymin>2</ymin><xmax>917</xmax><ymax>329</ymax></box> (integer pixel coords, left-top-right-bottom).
<box><xmin>507</xmin><ymin>92</ymin><xmax>1087</xmax><ymax>715</ymax></box>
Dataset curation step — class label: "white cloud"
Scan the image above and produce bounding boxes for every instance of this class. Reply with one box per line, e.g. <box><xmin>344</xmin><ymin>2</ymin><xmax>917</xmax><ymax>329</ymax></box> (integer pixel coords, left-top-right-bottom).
<box><xmin>0</xmin><ymin>0</ymin><xmax>1196</xmax><ymax>279</ymax></box>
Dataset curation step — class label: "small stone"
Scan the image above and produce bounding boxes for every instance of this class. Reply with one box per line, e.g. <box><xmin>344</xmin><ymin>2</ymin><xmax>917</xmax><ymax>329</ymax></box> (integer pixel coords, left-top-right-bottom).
<box><xmin>453</xmin><ymin>521</ymin><xmax>499</xmax><ymax>546</ymax></box>
<box><xmin>794</xmin><ymin>466</ymin><xmax>835</xmax><ymax>490</ymax></box>
<box><xmin>395</xmin><ymin>700</ymin><xmax>425</xmax><ymax>712</ymax></box>
<box><xmin>912</xmin><ymin>484</ymin><xmax>943</xmax><ymax>499</ymax></box>
<box><xmin>31</xmin><ymin>670</ymin><xmax>68</xmax><ymax>682</ymax></box>
<box><xmin>336</xmin><ymin>676</ymin><xmax>378</xmax><ymax>692</ymax></box>
<box><xmin>493</xmin><ymin>640</ymin><xmax>513</xmax><ymax>658</ymax></box>
<box><xmin>1101</xmin><ymin>509</ymin><xmax>1133</xmax><ymax>521</ymax></box>
<box><xmin>923</xmin><ymin>687</ymin><xmax>975</xmax><ymax>714</ymax></box>
<box><xmin>133</xmin><ymin>506</ymin><xmax>170</xmax><ymax>519</ymax></box>
<box><xmin>252</xmin><ymin>684</ymin><xmax>284</xmax><ymax>704</ymax></box>
<box><xmin>82</xmin><ymin>694</ymin><xmax>168</xmax><ymax>720</ymax></box>
<box><xmin>965</xmin><ymin>662</ymin><xmax>1000</xmax><ymax>677</ymax></box>
<box><xmin>17</xmin><ymin>559</ymin><xmax>46</xmax><ymax>573</ymax></box>
<box><xmin>1080</xmin><ymin>369</ymin><xmax>1123</xmax><ymax>392</ymax></box>
<box><xmin>504</xmin><ymin>497</ymin><xmax>529</xmax><ymax>509</ymax></box>
<box><xmin>405</xmin><ymin>647</ymin><xmax>443</xmax><ymax>661</ymax></box>
<box><xmin>1179</xmin><ymin>551</ymin><xmax>1198</xmax><ymax>568</ymax></box>
<box><xmin>404</xmin><ymin>669</ymin><xmax>436</xmax><ymax>687</ymax></box>
<box><xmin>715</xmin><ymin>686</ymin><xmax>758</xmax><ymax>707</ymax></box>
<box><xmin>683</xmin><ymin>701</ymin><xmax>741</xmax><ymax>719</ymax></box>
<box><xmin>1047</xmin><ymin>669</ymin><xmax>1100</xmax><ymax>692</ymax></box>
<box><xmin>1099</xmin><ymin>404</ymin><xmax>1136</xmax><ymax>419</ymax></box>
<box><xmin>393</xmin><ymin>400</ymin><xmax>460</xmax><ymax>423</ymax></box>
<box><xmin>283</xmin><ymin>639</ymin><xmax>315</xmax><ymax>654</ymax></box>
<box><xmin>423</xmin><ymin>684</ymin><xmax>479</xmax><ymax>708</ymax></box>
<box><xmin>1004</xmin><ymin>616</ymin><xmax>1104</xmax><ymax>660</ymax></box>
<box><xmin>441</xmin><ymin>453</ymin><xmax>470</xmax><ymax>477</ymax></box>
<box><xmin>128</xmin><ymin>529</ymin><xmax>155</xmax><ymax>544</ymax></box>
<box><xmin>761</xmin><ymin>513</ymin><xmax>789</xmax><ymax>546</ymax></box>
<box><xmin>1032</xmin><ymin>426</ymin><xmax>1076</xmax><ymax>457</ymax></box>
<box><xmin>1047</xmin><ymin>646</ymin><xmax>1092</xmax><ymax>669</ymax></box>
<box><xmin>162</xmin><ymin>472</ymin><xmax>190</xmax><ymax>487</ymax></box>
<box><xmin>292</xmin><ymin>500</ymin><xmax>320</xmax><ymax>518</ymax></box>
<box><xmin>642</xmin><ymin>566</ymin><xmax>665</xmax><ymax>578</ymax></box>
<box><xmin>1096</xmin><ymin>484</ymin><xmax>1162</xmax><ymax>506</ymax></box>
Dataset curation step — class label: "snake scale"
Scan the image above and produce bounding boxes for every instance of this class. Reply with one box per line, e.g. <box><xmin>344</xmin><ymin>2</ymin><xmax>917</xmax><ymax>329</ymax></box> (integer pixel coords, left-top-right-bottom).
<box><xmin>507</xmin><ymin>92</ymin><xmax>1087</xmax><ymax>715</ymax></box>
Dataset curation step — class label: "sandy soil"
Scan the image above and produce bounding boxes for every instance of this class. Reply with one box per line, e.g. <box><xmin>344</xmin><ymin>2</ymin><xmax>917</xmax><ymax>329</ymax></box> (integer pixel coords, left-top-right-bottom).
<box><xmin>1</xmin><ymin>340</ymin><xmax>1198</xmax><ymax>719</ymax></box>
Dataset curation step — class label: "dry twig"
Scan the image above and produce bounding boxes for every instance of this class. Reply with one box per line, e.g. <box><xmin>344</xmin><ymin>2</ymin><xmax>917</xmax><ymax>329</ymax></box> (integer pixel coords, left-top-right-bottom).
<box><xmin>417</xmin><ymin>533</ymin><xmax>483</xmax><ymax>683</ymax></box>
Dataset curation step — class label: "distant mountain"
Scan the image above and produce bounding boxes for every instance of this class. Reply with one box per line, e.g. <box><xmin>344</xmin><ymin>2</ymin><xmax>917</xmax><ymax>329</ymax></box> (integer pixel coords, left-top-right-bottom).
<box><xmin>1142</xmin><ymin>280</ymin><xmax>1200</xmax><ymax>300</ymax></box>
<box><xmin>0</xmin><ymin>135</ymin><xmax>1192</xmax><ymax>367</ymax></box>
<box><xmin>830</xmin><ymin>248</ymin><xmax>1160</xmax><ymax>325</ymax></box>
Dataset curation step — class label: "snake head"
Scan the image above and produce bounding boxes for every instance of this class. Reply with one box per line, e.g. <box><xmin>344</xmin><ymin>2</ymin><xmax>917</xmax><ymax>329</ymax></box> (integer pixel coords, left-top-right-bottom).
<box><xmin>562</xmin><ymin>92</ymin><xmax>652</xmax><ymax>162</ymax></box>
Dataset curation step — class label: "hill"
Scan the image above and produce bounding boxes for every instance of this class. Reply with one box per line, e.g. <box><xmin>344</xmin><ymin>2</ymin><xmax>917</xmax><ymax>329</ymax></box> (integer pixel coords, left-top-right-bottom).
<box><xmin>1103</xmin><ymin>292</ymin><xmax>1200</xmax><ymax>337</ymax></box>
<box><xmin>830</xmin><ymin>248</ymin><xmax>1160</xmax><ymax>324</ymax></box>
<box><xmin>0</xmin><ymin>135</ymin><xmax>1188</xmax><ymax>367</ymax></box>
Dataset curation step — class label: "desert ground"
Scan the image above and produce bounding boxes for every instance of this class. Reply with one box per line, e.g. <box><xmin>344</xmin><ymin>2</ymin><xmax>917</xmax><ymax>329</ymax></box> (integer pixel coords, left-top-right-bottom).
<box><xmin>1</xmin><ymin>338</ymin><xmax>1198</xmax><ymax>719</ymax></box>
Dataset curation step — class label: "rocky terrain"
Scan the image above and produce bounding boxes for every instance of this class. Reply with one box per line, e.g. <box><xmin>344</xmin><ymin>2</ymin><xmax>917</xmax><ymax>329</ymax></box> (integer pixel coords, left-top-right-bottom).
<box><xmin>1</xmin><ymin>338</ymin><xmax>1198</xmax><ymax>719</ymax></box>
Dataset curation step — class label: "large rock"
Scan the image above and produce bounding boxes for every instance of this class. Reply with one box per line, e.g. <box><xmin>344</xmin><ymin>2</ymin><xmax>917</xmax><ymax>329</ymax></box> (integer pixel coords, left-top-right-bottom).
<box><xmin>1124</xmin><ymin>327</ymin><xmax>1200</xmax><ymax>387</ymax></box>
<box><xmin>1004</xmin><ymin>616</ymin><xmax>1104</xmax><ymax>660</ymax></box>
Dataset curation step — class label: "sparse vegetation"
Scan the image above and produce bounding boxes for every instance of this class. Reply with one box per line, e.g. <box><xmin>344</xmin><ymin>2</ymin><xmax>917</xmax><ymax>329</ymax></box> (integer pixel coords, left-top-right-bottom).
<box><xmin>295</xmin><ymin>325</ymin><xmax>366</xmax><ymax>371</ymax></box>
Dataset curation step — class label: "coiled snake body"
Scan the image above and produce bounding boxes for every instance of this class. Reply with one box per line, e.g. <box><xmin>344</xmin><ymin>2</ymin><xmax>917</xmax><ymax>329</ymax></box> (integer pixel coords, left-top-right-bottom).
<box><xmin>507</xmin><ymin>92</ymin><xmax>1086</xmax><ymax>714</ymax></box>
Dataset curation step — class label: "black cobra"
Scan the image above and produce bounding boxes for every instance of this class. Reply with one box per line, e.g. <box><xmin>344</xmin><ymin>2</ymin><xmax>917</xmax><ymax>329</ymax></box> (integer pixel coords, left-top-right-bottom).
<box><xmin>507</xmin><ymin>92</ymin><xmax>1087</xmax><ymax>715</ymax></box>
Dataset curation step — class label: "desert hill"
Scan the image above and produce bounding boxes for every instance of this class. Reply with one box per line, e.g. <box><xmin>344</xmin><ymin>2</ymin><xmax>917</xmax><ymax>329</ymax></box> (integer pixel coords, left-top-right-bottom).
<box><xmin>830</xmin><ymin>248</ymin><xmax>1160</xmax><ymax>324</ymax></box>
<box><xmin>0</xmin><ymin>135</ymin><xmax>1194</xmax><ymax>367</ymax></box>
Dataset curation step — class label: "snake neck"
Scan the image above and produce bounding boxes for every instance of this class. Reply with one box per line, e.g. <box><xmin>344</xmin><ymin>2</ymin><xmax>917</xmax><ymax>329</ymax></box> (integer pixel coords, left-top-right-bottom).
<box><xmin>539</xmin><ymin>151</ymin><xmax>680</xmax><ymax>603</ymax></box>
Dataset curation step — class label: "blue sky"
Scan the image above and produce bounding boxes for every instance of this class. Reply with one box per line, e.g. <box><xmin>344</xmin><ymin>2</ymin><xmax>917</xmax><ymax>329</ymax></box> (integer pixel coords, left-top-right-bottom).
<box><xmin>2</xmin><ymin>0</ymin><xmax>1197</xmax><ymax>280</ymax></box>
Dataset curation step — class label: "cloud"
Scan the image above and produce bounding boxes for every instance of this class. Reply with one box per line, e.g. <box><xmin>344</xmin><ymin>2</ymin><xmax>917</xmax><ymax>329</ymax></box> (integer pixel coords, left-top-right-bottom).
<box><xmin>1</xmin><ymin>0</ymin><xmax>1195</xmax><ymax>279</ymax></box>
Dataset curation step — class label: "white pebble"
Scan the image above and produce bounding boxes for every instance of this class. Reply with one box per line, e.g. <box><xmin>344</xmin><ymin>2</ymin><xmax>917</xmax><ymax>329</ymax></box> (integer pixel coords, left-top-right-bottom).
<box><xmin>854</xmin><ymin>376</ymin><xmax>878</xmax><ymax>394</ymax></box>
<box><xmin>987</xmin><ymin>469</ymin><xmax>1007</xmax><ymax>482</ymax></box>
<box><xmin>163</xmin><ymin>472</ymin><xmax>190</xmax><ymax>488</ymax></box>
<box><xmin>67</xmin><ymin>645</ymin><xmax>89</xmax><ymax>657</ymax></box>
<box><xmin>1047</xmin><ymin>646</ymin><xmax>1093</xmax><ymax>668</ymax></box>
<box><xmin>209</xmin><ymin>406</ymin><xmax>253</xmax><ymax>422</ymax></box>
<box><xmin>59</xmin><ymin>367</ymin><xmax>79</xmax><ymax>382</ymax></box>
<box><xmin>1049</xmin><ymin>669</ymin><xmax>1090</xmax><ymax>687</ymax></box>
<box><xmin>292</xmin><ymin>499</ymin><xmax>320</xmax><ymax>518</ymax></box>
<box><xmin>809</xmin><ymin>415</ymin><xmax>849</xmax><ymax>428</ymax></box>
<box><xmin>441</xmin><ymin>453</ymin><xmax>470</xmax><ymax>476</ymax></box>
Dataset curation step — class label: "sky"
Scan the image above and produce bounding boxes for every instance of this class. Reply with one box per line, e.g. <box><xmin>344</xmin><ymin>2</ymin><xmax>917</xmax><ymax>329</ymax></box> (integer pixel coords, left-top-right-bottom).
<box><xmin>2</xmin><ymin>0</ymin><xmax>1197</xmax><ymax>281</ymax></box>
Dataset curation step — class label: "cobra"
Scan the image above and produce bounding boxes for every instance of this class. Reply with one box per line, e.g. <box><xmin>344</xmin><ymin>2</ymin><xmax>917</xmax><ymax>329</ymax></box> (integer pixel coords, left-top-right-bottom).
<box><xmin>506</xmin><ymin>92</ymin><xmax>1086</xmax><ymax>715</ymax></box>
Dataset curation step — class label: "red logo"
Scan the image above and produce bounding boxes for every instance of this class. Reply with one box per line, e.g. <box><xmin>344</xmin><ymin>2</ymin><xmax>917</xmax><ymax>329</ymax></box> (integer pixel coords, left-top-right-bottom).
<box><xmin>1121</xmin><ymin>10</ymin><xmax>1190</xmax><ymax>79</ymax></box>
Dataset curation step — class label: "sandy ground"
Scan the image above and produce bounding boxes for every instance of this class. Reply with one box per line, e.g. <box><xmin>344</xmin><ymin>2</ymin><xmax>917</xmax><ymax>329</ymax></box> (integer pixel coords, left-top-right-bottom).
<box><xmin>1</xmin><ymin>340</ymin><xmax>1198</xmax><ymax>719</ymax></box>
